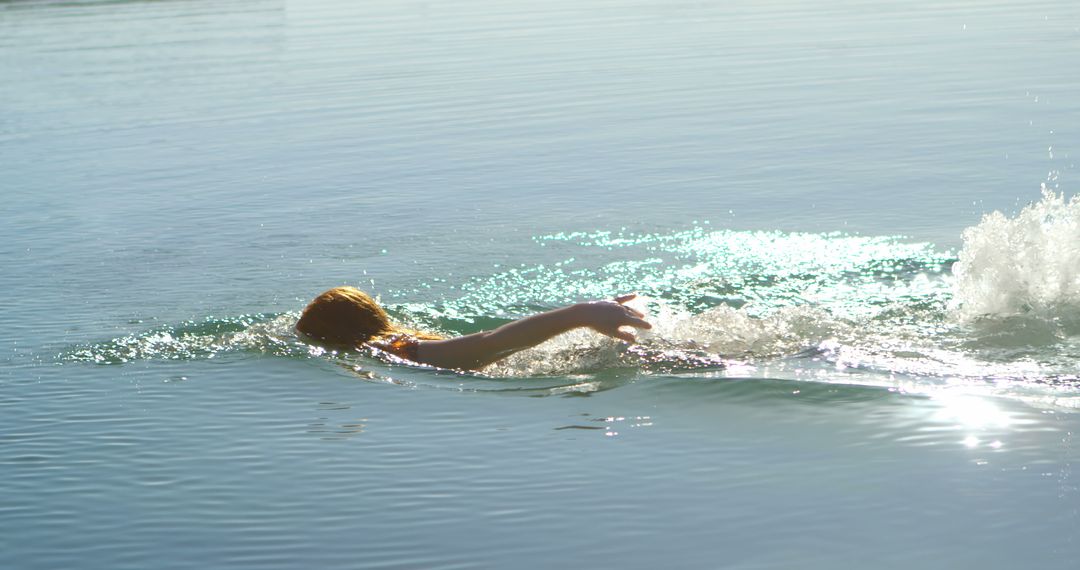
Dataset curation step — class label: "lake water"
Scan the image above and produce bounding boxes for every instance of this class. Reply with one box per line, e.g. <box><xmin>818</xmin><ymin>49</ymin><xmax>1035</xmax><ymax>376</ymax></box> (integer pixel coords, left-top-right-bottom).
<box><xmin>3</xmin><ymin>0</ymin><xmax>1080</xmax><ymax>568</ymax></box>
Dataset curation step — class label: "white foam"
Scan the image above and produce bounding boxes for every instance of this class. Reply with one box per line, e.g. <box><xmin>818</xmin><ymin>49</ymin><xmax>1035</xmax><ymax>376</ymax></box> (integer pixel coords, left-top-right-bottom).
<box><xmin>951</xmin><ymin>187</ymin><xmax>1080</xmax><ymax>322</ymax></box>
<box><xmin>630</xmin><ymin>296</ymin><xmax>840</xmax><ymax>357</ymax></box>
<box><xmin>486</xmin><ymin>296</ymin><xmax>841</xmax><ymax>377</ymax></box>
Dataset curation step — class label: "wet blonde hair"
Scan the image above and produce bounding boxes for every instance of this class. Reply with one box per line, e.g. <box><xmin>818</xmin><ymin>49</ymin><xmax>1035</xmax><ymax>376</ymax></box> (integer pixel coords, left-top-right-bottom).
<box><xmin>296</xmin><ymin>286</ymin><xmax>441</xmax><ymax>348</ymax></box>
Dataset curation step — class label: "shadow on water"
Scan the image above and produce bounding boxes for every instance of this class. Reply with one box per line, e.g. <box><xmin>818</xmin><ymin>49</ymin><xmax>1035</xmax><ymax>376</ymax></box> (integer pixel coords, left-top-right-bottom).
<box><xmin>333</xmin><ymin>348</ymin><xmax>912</xmax><ymax>406</ymax></box>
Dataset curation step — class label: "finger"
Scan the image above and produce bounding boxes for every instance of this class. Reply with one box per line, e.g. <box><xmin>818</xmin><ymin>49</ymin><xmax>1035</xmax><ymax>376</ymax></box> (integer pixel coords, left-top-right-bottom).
<box><xmin>612</xmin><ymin>329</ymin><xmax>637</xmax><ymax>343</ymax></box>
<box><xmin>625</xmin><ymin>316</ymin><xmax>652</xmax><ymax>330</ymax></box>
<box><xmin>625</xmin><ymin>306</ymin><xmax>646</xmax><ymax>319</ymax></box>
<box><xmin>614</xmin><ymin>293</ymin><xmax>637</xmax><ymax>304</ymax></box>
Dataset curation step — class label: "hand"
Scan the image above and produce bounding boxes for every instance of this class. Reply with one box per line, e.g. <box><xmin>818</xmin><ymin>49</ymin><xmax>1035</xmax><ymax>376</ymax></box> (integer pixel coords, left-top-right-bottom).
<box><xmin>580</xmin><ymin>293</ymin><xmax>653</xmax><ymax>343</ymax></box>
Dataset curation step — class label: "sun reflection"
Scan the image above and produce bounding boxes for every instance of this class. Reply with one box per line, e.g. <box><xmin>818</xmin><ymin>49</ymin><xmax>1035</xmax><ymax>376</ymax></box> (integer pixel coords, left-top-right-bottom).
<box><xmin>934</xmin><ymin>394</ymin><xmax>1013</xmax><ymax>429</ymax></box>
<box><xmin>932</xmin><ymin>393</ymin><xmax>1016</xmax><ymax>451</ymax></box>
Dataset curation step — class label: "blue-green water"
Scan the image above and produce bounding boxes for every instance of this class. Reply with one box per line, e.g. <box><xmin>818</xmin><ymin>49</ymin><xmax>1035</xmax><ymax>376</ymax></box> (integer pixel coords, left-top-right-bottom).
<box><xmin>3</xmin><ymin>0</ymin><xmax>1080</xmax><ymax>568</ymax></box>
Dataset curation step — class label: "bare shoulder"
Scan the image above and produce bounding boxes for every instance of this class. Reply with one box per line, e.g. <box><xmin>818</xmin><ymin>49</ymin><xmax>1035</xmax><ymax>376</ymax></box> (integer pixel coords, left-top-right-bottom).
<box><xmin>370</xmin><ymin>334</ymin><xmax>421</xmax><ymax>362</ymax></box>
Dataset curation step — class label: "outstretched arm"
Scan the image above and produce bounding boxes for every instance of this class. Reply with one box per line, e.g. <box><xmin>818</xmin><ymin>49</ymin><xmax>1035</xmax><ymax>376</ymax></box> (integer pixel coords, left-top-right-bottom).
<box><xmin>414</xmin><ymin>294</ymin><xmax>652</xmax><ymax>370</ymax></box>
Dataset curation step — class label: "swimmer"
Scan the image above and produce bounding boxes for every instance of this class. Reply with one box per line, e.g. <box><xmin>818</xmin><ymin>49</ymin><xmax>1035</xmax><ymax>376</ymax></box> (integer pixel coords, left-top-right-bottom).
<box><xmin>296</xmin><ymin>286</ymin><xmax>652</xmax><ymax>370</ymax></box>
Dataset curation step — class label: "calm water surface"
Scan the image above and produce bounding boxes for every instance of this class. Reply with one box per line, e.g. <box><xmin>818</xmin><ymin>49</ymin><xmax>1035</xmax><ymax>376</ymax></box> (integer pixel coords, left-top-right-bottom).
<box><xmin>3</xmin><ymin>0</ymin><xmax>1080</xmax><ymax>568</ymax></box>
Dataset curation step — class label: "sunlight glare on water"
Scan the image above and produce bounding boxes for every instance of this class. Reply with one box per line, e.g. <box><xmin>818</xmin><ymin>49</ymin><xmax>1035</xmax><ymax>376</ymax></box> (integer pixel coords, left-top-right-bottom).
<box><xmin>4</xmin><ymin>0</ymin><xmax>1080</xmax><ymax>568</ymax></box>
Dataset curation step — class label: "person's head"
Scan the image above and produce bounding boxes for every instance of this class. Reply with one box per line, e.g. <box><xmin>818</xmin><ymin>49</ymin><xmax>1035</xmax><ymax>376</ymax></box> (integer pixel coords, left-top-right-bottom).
<box><xmin>296</xmin><ymin>286</ymin><xmax>393</xmax><ymax>347</ymax></box>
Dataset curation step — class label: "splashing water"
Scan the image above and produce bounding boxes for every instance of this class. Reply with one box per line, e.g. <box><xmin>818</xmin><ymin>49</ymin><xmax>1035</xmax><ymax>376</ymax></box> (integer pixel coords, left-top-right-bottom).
<box><xmin>62</xmin><ymin>314</ymin><xmax>309</xmax><ymax>364</ymax></box>
<box><xmin>951</xmin><ymin>187</ymin><xmax>1080</xmax><ymax>325</ymax></box>
<box><xmin>63</xmin><ymin>190</ymin><xmax>1080</xmax><ymax>404</ymax></box>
